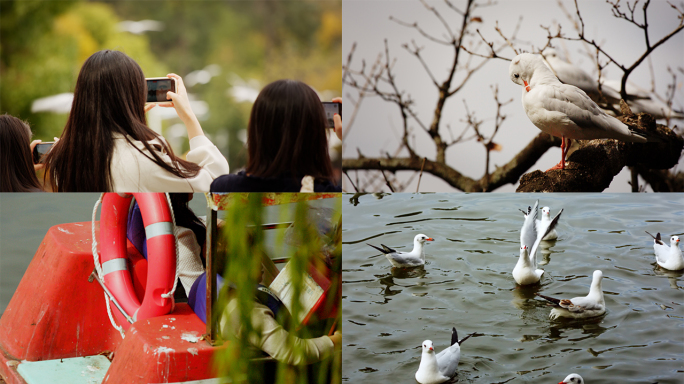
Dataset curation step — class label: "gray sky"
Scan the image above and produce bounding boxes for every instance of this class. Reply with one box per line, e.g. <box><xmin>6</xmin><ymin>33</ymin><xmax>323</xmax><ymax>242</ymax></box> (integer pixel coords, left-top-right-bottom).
<box><xmin>342</xmin><ymin>0</ymin><xmax>684</xmax><ymax>192</ymax></box>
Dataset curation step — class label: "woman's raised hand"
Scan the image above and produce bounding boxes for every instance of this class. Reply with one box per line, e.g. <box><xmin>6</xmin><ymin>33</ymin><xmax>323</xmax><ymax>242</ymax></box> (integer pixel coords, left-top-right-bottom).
<box><xmin>158</xmin><ymin>73</ymin><xmax>204</xmax><ymax>140</ymax></box>
<box><xmin>29</xmin><ymin>140</ymin><xmax>45</xmax><ymax>170</ymax></box>
<box><xmin>332</xmin><ymin>97</ymin><xmax>342</xmax><ymax>140</ymax></box>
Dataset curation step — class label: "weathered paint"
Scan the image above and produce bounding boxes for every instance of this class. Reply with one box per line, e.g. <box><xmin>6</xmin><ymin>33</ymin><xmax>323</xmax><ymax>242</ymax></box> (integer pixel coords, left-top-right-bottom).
<box><xmin>103</xmin><ymin>304</ymin><xmax>224</xmax><ymax>384</ymax></box>
<box><xmin>0</xmin><ymin>222</ymin><xmax>225</xmax><ymax>384</ymax></box>
<box><xmin>16</xmin><ymin>356</ymin><xmax>110</xmax><ymax>384</ymax></box>
<box><xmin>0</xmin><ymin>223</ymin><xmax>123</xmax><ymax>366</ymax></box>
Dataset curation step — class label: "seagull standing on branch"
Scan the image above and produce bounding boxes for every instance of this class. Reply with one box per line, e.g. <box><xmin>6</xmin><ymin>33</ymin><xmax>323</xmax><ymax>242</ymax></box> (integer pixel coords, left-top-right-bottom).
<box><xmin>366</xmin><ymin>234</ymin><xmax>434</xmax><ymax>267</ymax></box>
<box><xmin>509</xmin><ymin>53</ymin><xmax>651</xmax><ymax>171</ymax></box>
<box><xmin>415</xmin><ymin>327</ymin><xmax>474</xmax><ymax>384</ymax></box>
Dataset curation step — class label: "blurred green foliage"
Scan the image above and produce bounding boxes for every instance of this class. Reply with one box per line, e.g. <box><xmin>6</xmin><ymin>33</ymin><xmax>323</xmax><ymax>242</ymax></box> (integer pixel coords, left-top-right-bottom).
<box><xmin>215</xmin><ymin>194</ymin><xmax>341</xmax><ymax>383</ymax></box>
<box><xmin>1</xmin><ymin>0</ymin><xmax>341</xmax><ymax>170</ymax></box>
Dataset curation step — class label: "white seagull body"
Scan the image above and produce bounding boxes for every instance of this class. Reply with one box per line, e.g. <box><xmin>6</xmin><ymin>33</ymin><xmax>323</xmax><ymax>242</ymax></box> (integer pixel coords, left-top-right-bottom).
<box><xmin>646</xmin><ymin>232</ymin><xmax>683</xmax><ymax>270</ymax></box>
<box><xmin>537</xmin><ymin>270</ymin><xmax>606</xmax><ymax>320</ymax></box>
<box><xmin>367</xmin><ymin>234</ymin><xmax>434</xmax><ymax>267</ymax></box>
<box><xmin>514</xmin><ymin>201</ymin><xmax>563</xmax><ymax>285</ymax></box>
<box><xmin>560</xmin><ymin>373</ymin><xmax>584</xmax><ymax>384</ymax></box>
<box><xmin>509</xmin><ymin>53</ymin><xmax>648</xmax><ymax>170</ymax></box>
<box><xmin>415</xmin><ymin>328</ymin><xmax>473</xmax><ymax>384</ymax></box>
<box><xmin>537</xmin><ymin>207</ymin><xmax>559</xmax><ymax>240</ymax></box>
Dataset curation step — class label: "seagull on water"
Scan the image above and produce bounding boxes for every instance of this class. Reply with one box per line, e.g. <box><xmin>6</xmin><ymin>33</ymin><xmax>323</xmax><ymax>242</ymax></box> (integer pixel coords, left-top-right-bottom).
<box><xmin>415</xmin><ymin>327</ymin><xmax>473</xmax><ymax>384</ymax></box>
<box><xmin>367</xmin><ymin>234</ymin><xmax>434</xmax><ymax>267</ymax></box>
<box><xmin>560</xmin><ymin>373</ymin><xmax>584</xmax><ymax>384</ymax></box>
<box><xmin>645</xmin><ymin>231</ymin><xmax>683</xmax><ymax>271</ymax></box>
<box><xmin>538</xmin><ymin>206</ymin><xmax>559</xmax><ymax>240</ymax></box>
<box><xmin>537</xmin><ymin>270</ymin><xmax>606</xmax><ymax>320</ymax></box>
<box><xmin>514</xmin><ymin>201</ymin><xmax>563</xmax><ymax>285</ymax></box>
<box><xmin>509</xmin><ymin>53</ymin><xmax>651</xmax><ymax>171</ymax></box>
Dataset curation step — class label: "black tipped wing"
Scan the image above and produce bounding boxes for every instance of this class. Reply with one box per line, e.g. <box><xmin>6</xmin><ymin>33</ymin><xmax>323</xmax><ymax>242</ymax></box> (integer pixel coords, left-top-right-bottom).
<box><xmin>645</xmin><ymin>231</ymin><xmax>664</xmax><ymax>246</ymax></box>
<box><xmin>367</xmin><ymin>243</ymin><xmax>388</xmax><ymax>254</ymax></box>
<box><xmin>458</xmin><ymin>332</ymin><xmax>475</xmax><ymax>345</ymax></box>
<box><xmin>381</xmin><ymin>244</ymin><xmax>397</xmax><ymax>253</ymax></box>
<box><xmin>367</xmin><ymin>243</ymin><xmax>398</xmax><ymax>255</ymax></box>
<box><xmin>536</xmin><ymin>293</ymin><xmax>561</xmax><ymax>306</ymax></box>
<box><xmin>450</xmin><ymin>327</ymin><xmax>458</xmax><ymax>346</ymax></box>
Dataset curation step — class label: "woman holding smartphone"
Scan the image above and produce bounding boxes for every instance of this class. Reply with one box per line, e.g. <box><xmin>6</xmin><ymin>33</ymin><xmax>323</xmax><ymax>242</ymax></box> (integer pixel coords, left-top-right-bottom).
<box><xmin>44</xmin><ymin>50</ymin><xmax>228</xmax><ymax>192</ymax></box>
<box><xmin>0</xmin><ymin>114</ymin><xmax>45</xmax><ymax>192</ymax></box>
<box><xmin>210</xmin><ymin>79</ymin><xmax>341</xmax><ymax>193</ymax></box>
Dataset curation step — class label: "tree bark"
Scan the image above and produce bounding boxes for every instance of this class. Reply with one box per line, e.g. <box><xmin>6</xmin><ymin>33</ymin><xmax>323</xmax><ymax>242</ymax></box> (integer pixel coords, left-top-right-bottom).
<box><xmin>517</xmin><ymin>110</ymin><xmax>683</xmax><ymax>192</ymax></box>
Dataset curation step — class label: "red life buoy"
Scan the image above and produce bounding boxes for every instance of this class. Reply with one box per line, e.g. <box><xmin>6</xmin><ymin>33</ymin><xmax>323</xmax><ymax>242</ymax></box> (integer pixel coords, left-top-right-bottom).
<box><xmin>99</xmin><ymin>193</ymin><xmax>176</xmax><ymax>329</ymax></box>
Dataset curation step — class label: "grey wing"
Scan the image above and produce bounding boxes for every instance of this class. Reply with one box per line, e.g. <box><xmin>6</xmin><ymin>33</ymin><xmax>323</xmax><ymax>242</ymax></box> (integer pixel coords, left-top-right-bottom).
<box><xmin>530</xmin><ymin>209</ymin><xmax>563</xmax><ymax>262</ymax></box>
<box><xmin>564</xmin><ymin>296</ymin><xmax>602</xmax><ymax>312</ymax></box>
<box><xmin>387</xmin><ymin>252</ymin><xmax>422</xmax><ymax>266</ymax></box>
<box><xmin>541</xmin><ymin>84</ymin><xmax>635</xmax><ymax>140</ymax></box>
<box><xmin>436</xmin><ymin>345</ymin><xmax>460</xmax><ymax>378</ymax></box>
<box><xmin>521</xmin><ymin>201</ymin><xmax>539</xmax><ymax>249</ymax></box>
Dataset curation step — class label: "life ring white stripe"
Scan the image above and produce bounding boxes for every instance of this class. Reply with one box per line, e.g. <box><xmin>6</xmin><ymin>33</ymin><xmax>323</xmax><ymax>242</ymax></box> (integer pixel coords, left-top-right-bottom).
<box><xmin>145</xmin><ymin>221</ymin><xmax>173</xmax><ymax>239</ymax></box>
<box><xmin>102</xmin><ymin>259</ymin><xmax>128</xmax><ymax>276</ymax></box>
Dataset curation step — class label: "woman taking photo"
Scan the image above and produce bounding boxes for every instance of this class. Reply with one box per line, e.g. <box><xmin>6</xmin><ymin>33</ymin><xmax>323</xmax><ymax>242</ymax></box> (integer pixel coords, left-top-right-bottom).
<box><xmin>44</xmin><ymin>50</ymin><xmax>228</xmax><ymax>192</ymax></box>
<box><xmin>0</xmin><ymin>114</ymin><xmax>45</xmax><ymax>192</ymax></box>
<box><xmin>210</xmin><ymin>79</ymin><xmax>341</xmax><ymax>192</ymax></box>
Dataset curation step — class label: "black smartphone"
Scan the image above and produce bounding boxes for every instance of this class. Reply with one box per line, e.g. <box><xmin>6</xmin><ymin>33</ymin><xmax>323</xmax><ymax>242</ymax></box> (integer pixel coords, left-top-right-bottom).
<box><xmin>32</xmin><ymin>142</ymin><xmax>55</xmax><ymax>164</ymax></box>
<box><xmin>322</xmin><ymin>102</ymin><xmax>342</xmax><ymax>128</ymax></box>
<box><xmin>145</xmin><ymin>77</ymin><xmax>177</xmax><ymax>103</ymax></box>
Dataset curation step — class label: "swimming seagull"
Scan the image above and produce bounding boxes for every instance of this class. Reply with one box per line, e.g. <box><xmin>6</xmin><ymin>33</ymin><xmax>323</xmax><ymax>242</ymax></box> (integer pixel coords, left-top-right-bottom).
<box><xmin>560</xmin><ymin>373</ymin><xmax>584</xmax><ymax>384</ymax></box>
<box><xmin>645</xmin><ymin>231</ymin><xmax>683</xmax><ymax>270</ymax></box>
<box><xmin>415</xmin><ymin>327</ymin><xmax>474</xmax><ymax>384</ymax></box>
<box><xmin>537</xmin><ymin>270</ymin><xmax>606</xmax><ymax>320</ymax></box>
<box><xmin>538</xmin><ymin>207</ymin><xmax>559</xmax><ymax>240</ymax></box>
<box><xmin>514</xmin><ymin>201</ymin><xmax>563</xmax><ymax>285</ymax></box>
<box><xmin>509</xmin><ymin>53</ymin><xmax>651</xmax><ymax>171</ymax></box>
<box><xmin>366</xmin><ymin>234</ymin><xmax>434</xmax><ymax>267</ymax></box>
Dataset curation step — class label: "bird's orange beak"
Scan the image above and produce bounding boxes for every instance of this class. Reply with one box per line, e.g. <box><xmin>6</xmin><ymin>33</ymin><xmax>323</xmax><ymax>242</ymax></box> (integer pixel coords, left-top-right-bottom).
<box><xmin>523</xmin><ymin>80</ymin><xmax>531</xmax><ymax>92</ymax></box>
<box><xmin>426</xmin><ymin>238</ymin><xmax>434</xmax><ymax>241</ymax></box>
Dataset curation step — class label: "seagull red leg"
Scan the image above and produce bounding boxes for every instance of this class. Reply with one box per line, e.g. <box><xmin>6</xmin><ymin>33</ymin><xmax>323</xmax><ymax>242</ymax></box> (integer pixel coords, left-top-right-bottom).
<box><xmin>546</xmin><ymin>136</ymin><xmax>567</xmax><ymax>171</ymax></box>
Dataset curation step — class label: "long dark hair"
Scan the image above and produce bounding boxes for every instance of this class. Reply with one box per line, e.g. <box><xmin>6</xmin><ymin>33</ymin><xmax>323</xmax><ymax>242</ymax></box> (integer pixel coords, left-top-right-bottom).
<box><xmin>245</xmin><ymin>79</ymin><xmax>334</xmax><ymax>182</ymax></box>
<box><xmin>0</xmin><ymin>114</ymin><xmax>42</xmax><ymax>192</ymax></box>
<box><xmin>169</xmin><ymin>193</ymin><xmax>206</xmax><ymax>250</ymax></box>
<box><xmin>44</xmin><ymin>50</ymin><xmax>201</xmax><ymax>191</ymax></box>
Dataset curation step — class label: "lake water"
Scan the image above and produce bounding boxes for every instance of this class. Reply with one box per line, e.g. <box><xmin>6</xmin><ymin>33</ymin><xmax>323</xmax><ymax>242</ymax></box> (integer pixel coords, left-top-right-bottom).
<box><xmin>342</xmin><ymin>193</ymin><xmax>684</xmax><ymax>383</ymax></box>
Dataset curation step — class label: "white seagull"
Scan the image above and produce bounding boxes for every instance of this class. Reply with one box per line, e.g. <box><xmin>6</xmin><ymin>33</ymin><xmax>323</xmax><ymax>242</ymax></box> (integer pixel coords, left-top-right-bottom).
<box><xmin>537</xmin><ymin>270</ymin><xmax>606</xmax><ymax>320</ymax></box>
<box><xmin>560</xmin><ymin>373</ymin><xmax>584</xmax><ymax>384</ymax></box>
<box><xmin>509</xmin><ymin>53</ymin><xmax>650</xmax><ymax>170</ymax></box>
<box><xmin>514</xmin><ymin>201</ymin><xmax>563</xmax><ymax>285</ymax></box>
<box><xmin>538</xmin><ymin>207</ymin><xmax>559</xmax><ymax>240</ymax></box>
<box><xmin>415</xmin><ymin>327</ymin><xmax>473</xmax><ymax>384</ymax></box>
<box><xmin>645</xmin><ymin>231</ymin><xmax>683</xmax><ymax>270</ymax></box>
<box><xmin>367</xmin><ymin>234</ymin><xmax>434</xmax><ymax>267</ymax></box>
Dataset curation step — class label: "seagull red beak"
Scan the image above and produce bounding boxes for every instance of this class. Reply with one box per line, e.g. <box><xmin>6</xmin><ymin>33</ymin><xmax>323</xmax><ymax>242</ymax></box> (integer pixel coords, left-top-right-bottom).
<box><xmin>426</xmin><ymin>238</ymin><xmax>434</xmax><ymax>241</ymax></box>
<box><xmin>429</xmin><ymin>347</ymin><xmax>433</xmax><ymax>351</ymax></box>
<box><xmin>523</xmin><ymin>80</ymin><xmax>531</xmax><ymax>92</ymax></box>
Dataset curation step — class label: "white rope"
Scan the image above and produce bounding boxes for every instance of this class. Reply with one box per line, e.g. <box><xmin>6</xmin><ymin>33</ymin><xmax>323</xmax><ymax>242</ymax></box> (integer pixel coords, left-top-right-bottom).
<box><xmin>160</xmin><ymin>192</ymin><xmax>180</xmax><ymax>299</ymax></box>
<box><xmin>92</xmin><ymin>193</ymin><xmax>125</xmax><ymax>339</ymax></box>
<box><xmin>91</xmin><ymin>194</ymin><xmax>104</xmax><ymax>278</ymax></box>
